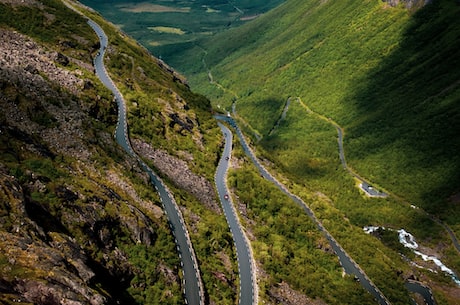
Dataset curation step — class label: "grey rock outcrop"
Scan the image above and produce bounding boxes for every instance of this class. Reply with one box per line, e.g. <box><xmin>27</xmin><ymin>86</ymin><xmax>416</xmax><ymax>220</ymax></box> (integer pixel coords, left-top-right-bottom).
<box><xmin>133</xmin><ymin>139</ymin><xmax>221</xmax><ymax>214</ymax></box>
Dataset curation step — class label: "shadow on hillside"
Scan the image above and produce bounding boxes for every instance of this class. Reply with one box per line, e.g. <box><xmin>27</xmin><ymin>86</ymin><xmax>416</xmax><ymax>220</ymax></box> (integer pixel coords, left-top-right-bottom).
<box><xmin>238</xmin><ymin>97</ymin><xmax>286</xmax><ymax>136</ymax></box>
<box><xmin>345</xmin><ymin>0</ymin><xmax>460</xmax><ymax>216</ymax></box>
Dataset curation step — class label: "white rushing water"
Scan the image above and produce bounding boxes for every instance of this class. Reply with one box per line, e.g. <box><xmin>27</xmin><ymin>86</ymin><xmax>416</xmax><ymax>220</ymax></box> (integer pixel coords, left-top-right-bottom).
<box><xmin>364</xmin><ymin>226</ymin><xmax>460</xmax><ymax>286</ymax></box>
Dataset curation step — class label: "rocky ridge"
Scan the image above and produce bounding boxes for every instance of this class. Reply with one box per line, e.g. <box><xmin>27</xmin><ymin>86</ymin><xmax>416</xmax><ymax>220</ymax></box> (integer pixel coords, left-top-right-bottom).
<box><xmin>0</xmin><ymin>9</ymin><xmax>187</xmax><ymax>305</ymax></box>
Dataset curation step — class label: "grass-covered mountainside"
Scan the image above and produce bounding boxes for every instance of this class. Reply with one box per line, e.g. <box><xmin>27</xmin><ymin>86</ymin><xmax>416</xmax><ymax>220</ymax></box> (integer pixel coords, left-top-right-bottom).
<box><xmin>2</xmin><ymin>0</ymin><xmax>460</xmax><ymax>304</ymax></box>
<box><xmin>172</xmin><ymin>0</ymin><xmax>460</xmax><ymax>221</ymax></box>
<box><xmin>164</xmin><ymin>0</ymin><xmax>460</xmax><ymax>302</ymax></box>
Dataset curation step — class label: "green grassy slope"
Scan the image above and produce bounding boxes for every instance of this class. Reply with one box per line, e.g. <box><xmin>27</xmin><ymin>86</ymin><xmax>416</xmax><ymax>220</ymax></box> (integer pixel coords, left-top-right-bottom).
<box><xmin>170</xmin><ymin>0</ymin><xmax>460</xmax><ymax>226</ymax></box>
<box><xmin>166</xmin><ymin>0</ymin><xmax>460</xmax><ymax>303</ymax></box>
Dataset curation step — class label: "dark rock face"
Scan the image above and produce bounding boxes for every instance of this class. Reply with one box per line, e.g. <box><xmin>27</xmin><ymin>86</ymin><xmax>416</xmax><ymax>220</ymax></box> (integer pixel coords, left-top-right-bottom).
<box><xmin>169</xmin><ymin>112</ymin><xmax>194</xmax><ymax>134</ymax></box>
<box><xmin>55</xmin><ymin>52</ymin><xmax>70</xmax><ymax>66</ymax></box>
<box><xmin>0</xmin><ymin>171</ymin><xmax>106</xmax><ymax>305</ymax></box>
<box><xmin>0</xmin><ymin>118</ymin><xmax>163</xmax><ymax>304</ymax></box>
<box><xmin>55</xmin><ymin>185</ymin><xmax>79</xmax><ymax>202</ymax></box>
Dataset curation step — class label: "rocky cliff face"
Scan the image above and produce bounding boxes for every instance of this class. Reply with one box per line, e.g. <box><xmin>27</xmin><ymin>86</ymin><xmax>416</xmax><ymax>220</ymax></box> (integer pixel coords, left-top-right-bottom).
<box><xmin>0</xmin><ymin>24</ymin><xmax>175</xmax><ymax>304</ymax></box>
<box><xmin>0</xmin><ymin>170</ymin><xmax>106</xmax><ymax>305</ymax></box>
<box><xmin>0</xmin><ymin>1</ymin><xmax>224</xmax><ymax>304</ymax></box>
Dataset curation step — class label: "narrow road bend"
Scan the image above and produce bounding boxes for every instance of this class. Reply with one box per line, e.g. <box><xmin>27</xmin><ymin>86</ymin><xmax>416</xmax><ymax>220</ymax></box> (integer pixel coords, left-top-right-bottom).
<box><xmin>85</xmin><ymin>16</ymin><xmax>204</xmax><ymax>305</ymax></box>
<box><xmin>215</xmin><ymin>122</ymin><xmax>258</xmax><ymax>305</ymax></box>
<box><xmin>299</xmin><ymin>98</ymin><xmax>460</xmax><ymax>253</ymax></box>
<box><xmin>216</xmin><ymin>115</ymin><xmax>391</xmax><ymax>305</ymax></box>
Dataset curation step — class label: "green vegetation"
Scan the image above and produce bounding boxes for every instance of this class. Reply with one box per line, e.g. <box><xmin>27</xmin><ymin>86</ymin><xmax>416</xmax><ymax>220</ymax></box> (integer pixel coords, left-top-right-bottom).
<box><xmin>173</xmin><ymin>0</ymin><xmax>460</xmax><ymax>224</ymax></box>
<box><xmin>121</xmin><ymin>235</ymin><xmax>183</xmax><ymax>304</ymax></box>
<box><xmin>226</xmin><ymin>134</ymin><xmax>412</xmax><ymax>304</ymax></box>
<box><xmin>163</xmin><ymin>0</ymin><xmax>460</xmax><ymax>301</ymax></box>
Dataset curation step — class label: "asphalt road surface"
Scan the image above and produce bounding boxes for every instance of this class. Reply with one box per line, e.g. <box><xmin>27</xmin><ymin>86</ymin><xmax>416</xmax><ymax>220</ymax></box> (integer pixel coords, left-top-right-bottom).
<box><xmin>87</xmin><ymin>18</ymin><xmax>204</xmax><ymax>305</ymax></box>
<box><xmin>216</xmin><ymin>115</ymin><xmax>391</xmax><ymax>305</ymax></box>
<box><xmin>215</xmin><ymin>122</ymin><xmax>257</xmax><ymax>305</ymax></box>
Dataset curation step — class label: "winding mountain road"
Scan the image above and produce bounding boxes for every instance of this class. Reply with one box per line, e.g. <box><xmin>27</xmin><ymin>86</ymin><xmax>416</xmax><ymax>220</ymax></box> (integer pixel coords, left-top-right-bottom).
<box><xmin>215</xmin><ymin>122</ymin><xmax>257</xmax><ymax>305</ymax></box>
<box><xmin>297</xmin><ymin>98</ymin><xmax>388</xmax><ymax>197</ymax></box>
<box><xmin>86</xmin><ymin>17</ymin><xmax>204</xmax><ymax>305</ymax></box>
<box><xmin>216</xmin><ymin>115</ymin><xmax>391</xmax><ymax>305</ymax></box>
<box><xmin>65</xmin><ymin>3</ymin><xmax>449</xmax><ymax>305</ymax></box>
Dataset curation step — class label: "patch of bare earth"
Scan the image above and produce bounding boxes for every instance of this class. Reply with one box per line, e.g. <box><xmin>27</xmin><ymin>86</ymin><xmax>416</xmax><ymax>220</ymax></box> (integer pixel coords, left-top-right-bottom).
<box><xmin>270</xmin><ymin>281</ymin><xmax>327</xmax><ymax>305</ymax></box>
<box><xmin>240</xmin><ymin>14</ymin><xmax>260</xmax><ymax>21</ymax></box>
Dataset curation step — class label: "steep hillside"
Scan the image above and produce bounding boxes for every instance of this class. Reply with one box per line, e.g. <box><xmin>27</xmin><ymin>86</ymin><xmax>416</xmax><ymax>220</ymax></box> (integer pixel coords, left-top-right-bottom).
<box><xmin>170</xmin><ymin>0</ymin><xmax>460</xmax><ymax>238</ymax></box>
<box><xmin>165</xmin><ymin>0</ymin><xmax>460</xmax><ymax>303</ymax></box>
<box><xmin>2</xmin><ymin>0</ymin><xmax>460</xmax><ymax>304</ymax></box>
<box><xmin>171</xmin><ymin>1</ymin><xmax>460</xmax><ymax>233</ymax></box>
<box><xmin>0</xmin><ymin>0</ymin><xmax>238</xmax><ymax>304</ymax></box>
